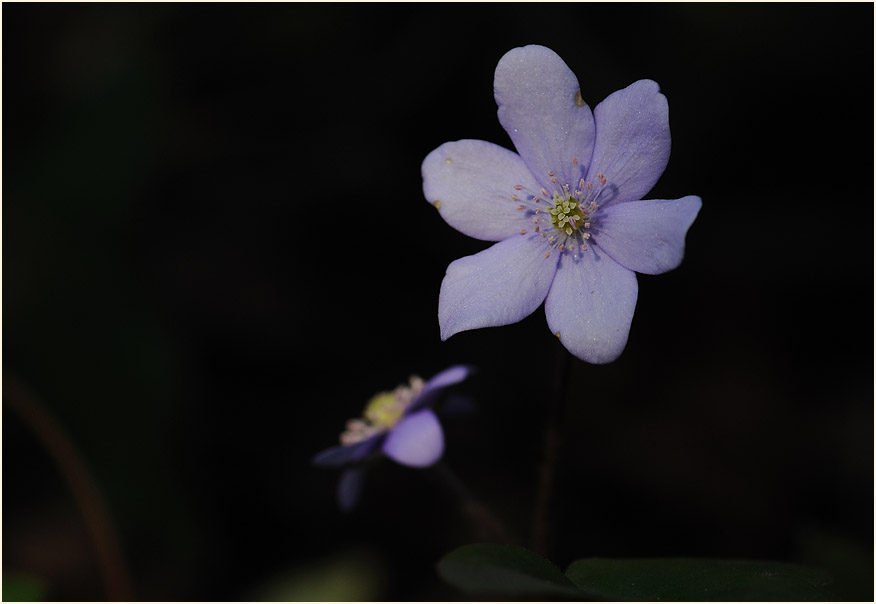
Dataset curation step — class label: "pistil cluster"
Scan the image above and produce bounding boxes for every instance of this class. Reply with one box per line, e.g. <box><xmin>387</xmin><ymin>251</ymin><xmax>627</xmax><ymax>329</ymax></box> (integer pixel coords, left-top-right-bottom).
<box><xmin>511</xmin><ymin>162</ymin><xmax>609</xmax><ymax>259</ymax></box>
<box><xmin>549</xmin><ymin>191</ymin><xmax>587</xmax><ymax>236</ymax></box>
<box><xmin>339</xmin><ymin>376</ymin><xmax>425</xmax><ymax>445</ymax></box>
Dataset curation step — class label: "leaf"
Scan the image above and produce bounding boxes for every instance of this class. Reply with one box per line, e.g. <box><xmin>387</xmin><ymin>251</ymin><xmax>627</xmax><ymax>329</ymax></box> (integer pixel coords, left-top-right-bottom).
<box><xmin>249</xmin><ymin>548</ymin><xmax>386</xmax><ymax>601</ymax></box>
<box><xmin>3</xmin><ymin>574</ymin><xmax>48</xmax><ymax>602</ymax></box>
<box><xmin>795</xmin><ymin>527</ymin><xmax>874</xmax><ymax>601</ymax></box>
<box><xmin>565</xmin><ymin>557</ymin><xmax>836</xmax><ymax>601</ymax></box>
<box><xmin>437</xmin><ymin>543</ymin><xmax>584</xmax><ymax>597</ymax></box>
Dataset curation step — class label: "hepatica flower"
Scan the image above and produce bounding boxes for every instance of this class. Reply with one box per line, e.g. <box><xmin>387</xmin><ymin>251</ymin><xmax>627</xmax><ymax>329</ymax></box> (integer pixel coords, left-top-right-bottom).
<box><xmin>313</xmin><ymin>365</ymin><xmax>472</xmax><ymax>511</ymax></box>
<box><xmin>422</xmin><ymin>45</ymin><xmax>702</xmax><ymax>363</ymax></box>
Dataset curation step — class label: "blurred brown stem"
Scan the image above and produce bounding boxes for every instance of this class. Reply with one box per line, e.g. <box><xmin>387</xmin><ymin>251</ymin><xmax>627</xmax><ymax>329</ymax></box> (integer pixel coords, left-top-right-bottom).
<box><xmin>4</xmin><ymin>373</ymin><xmax>134</xmax><ymax>601</ymax></box>
<box><xmin>435</xmin><ymin>462</ymin><xmax>514</xmax><ymax>544</ymax></box>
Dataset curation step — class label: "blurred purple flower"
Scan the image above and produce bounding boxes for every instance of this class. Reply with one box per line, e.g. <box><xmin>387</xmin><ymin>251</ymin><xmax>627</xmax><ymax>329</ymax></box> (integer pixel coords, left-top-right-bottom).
<box><xmin>313</xmin><ymin>365</ymin><xmax>472</xmax><ymax>511</ymax></box>
<box><xmin>422</xmin><ymin>45</ymin><xmax>701</xmax><ymax>364</ymax></box>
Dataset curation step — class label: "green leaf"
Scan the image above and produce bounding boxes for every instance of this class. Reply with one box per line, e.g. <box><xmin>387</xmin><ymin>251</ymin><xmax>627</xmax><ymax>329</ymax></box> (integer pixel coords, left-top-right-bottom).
<box><xmin>437</xmin><ymin>543</ymin><xmax>584</xmax><ymax>597</ymax></box>
<box><xmin>249</xmin><ymin>549</ymin><xmax>386</xmax><ymax>601</ymax></box>
<box><xmin>565</xmin><ymin>557</ymin><xmax>836</xmax><ymax>601</ymax></box>
<box><xmin>3</xmin><ymin>574</ymin><xmax>48</xmax><ymax>602</ymax></box>
<box><xmin>795</xmin><ymin>527</ymin><xmax>874</xmax><ymax>601</ymax></box>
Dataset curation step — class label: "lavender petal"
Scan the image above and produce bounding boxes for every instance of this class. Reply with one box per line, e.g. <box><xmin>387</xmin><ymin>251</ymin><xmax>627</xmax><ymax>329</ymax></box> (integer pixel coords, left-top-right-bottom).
<box><xmin>545</xmin><ymin>251</ymin><xmax>638</xmax><ymax>364</ymax></box>
<box><xmin>338</xmin><ymin>467</ymin><xmax>367</xmax><ymax>512</ymax></box>
<box><xmin>409</xmin><ymin>365</ymin><xmax>474</xmax><ymax>413</ymax></box>
<box><xmin>422</xmin><ymin>140</ymin><xmax>540</xmax><ymax>242</ymax></box>
<box><xmin>587</xmin><ymin>79</ymin><xmax>671</xmax><ymax>206</ymax></box>
<box><xmin>312</xmin><ymin>434</ymin><xmax>381</xmax><ymax>468</ymax></box>
<box><xmin>596</xmin><ymin>196</ymin><xmax>702</xmax><ymax>274</ymax></box>
<box><xmin>494</xmin><ymin>45</ymin><xmax>596</xmax><ymax>191</ymax></box>
<box><xmin>439</xmin><ymin>235</ymin><xmax>557</xmax><ymax>341</ymax></box>
<box><xmin>381</xmin><ymin>409</ymin><xmax>444</xmax><ymax>468</ymax></box>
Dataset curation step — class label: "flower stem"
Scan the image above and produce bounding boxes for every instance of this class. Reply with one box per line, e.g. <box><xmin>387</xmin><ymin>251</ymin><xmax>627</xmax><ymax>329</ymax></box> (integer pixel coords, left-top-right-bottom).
<box><xmin>434</xmin><ymin>462</ymin><xmax>513</xmax><ymax>544</ymax></box>
<box><xmin>532</xmin><ymin>338</ymin><xmax>571</xmax><ymax>558</ymax></box>
<box><xmin>4</xmin><ymin>373</ymin><xmax>135</xmax><ymax>601</ymax></box>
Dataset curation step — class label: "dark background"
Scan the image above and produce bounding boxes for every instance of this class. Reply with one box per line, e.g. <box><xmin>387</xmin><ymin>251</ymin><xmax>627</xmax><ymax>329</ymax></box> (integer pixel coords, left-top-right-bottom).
<box><xmin>3</xmin><ymin>3</ymin><xmax>873</xmax><ymax>601</ymax></box>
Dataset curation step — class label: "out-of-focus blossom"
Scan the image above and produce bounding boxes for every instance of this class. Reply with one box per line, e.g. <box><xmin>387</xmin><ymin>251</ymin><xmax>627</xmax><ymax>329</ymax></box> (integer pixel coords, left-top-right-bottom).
<box><xmin>313</xmin><ymin>365</ymin><xmax>472</xmax><ymax>511</ymax></box>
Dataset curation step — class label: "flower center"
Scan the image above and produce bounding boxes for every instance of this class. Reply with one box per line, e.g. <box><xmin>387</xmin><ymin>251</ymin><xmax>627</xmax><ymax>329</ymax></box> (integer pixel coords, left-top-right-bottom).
<box><xmin>339</xmin><ymin>376</ymin><xmax>425</xmax><ymax>445</ymax></box>
<box><xmin>510</xmin><ymin>160</ymin><xmax>610</xmax><ymax>259</ymax></box>
<box><xmin>364</xmin><ymin>392</ymin><xmax>406</xmax><ymax>429</ymax></box>
<box><xmin>549</xmin><ymin>192</ymin><xmax>587</xmax><ymax>236</ymax></box>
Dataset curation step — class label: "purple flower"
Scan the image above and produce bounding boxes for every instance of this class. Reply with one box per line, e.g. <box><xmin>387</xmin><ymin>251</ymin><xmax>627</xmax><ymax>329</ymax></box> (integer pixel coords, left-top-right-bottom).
<box><xmin>422</xmin><ymin>45</ymin><xmax>702</xmax><ymax>364</ymax></box>
<box><xmin>312</xmin><ymin>365</ymin><xmax>472</xmax><ymax>511</ymax></box>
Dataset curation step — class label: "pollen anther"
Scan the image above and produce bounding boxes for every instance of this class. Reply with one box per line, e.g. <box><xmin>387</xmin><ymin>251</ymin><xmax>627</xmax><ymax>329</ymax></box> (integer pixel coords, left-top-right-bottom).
<box><xmin>504</xmin><ymin>170</ymin><xmax>607</xmax><ymax>258</ymax></box>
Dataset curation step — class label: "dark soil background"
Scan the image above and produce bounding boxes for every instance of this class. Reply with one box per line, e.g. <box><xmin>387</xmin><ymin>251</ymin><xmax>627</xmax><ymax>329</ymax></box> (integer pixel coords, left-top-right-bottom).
<box><xmin>3</xmin><ymin>3</ymin><xmax>873</xmax><ymax>601</ymax></box>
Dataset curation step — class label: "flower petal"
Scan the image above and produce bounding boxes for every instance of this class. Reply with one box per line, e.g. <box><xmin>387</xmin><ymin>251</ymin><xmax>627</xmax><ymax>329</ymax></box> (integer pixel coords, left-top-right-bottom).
<box><xmin>338</xmin><ymin>467</ymin><xmax>366</xmax><ymax>512</ymax></box>
<box><xmin>494</xmin><ymin>45</ymin><xmax>596</xmax><ymax>190</ymax></box>
<box><xmin>595</xmin><ymin>196</ymin><xmax>702</xmax><ymax>274</ymax></box>
<box><xmin>587</xmin><ymin>79</ymin><xmax>671</xmax><ymax>205</ymax></box>
<box><xmin>382</xmin><ymin>409</ymin><xmax>444</xmax><ymax>468</ymax></box>
<box><xmin>422</xmin><ymin>140</ymin><xmax>539</xmax><ymax>242</ymax></box>
<box><xmin>545</xmin><ymin>251</ymin><xmax>638</xmax><ymax>364</ymax></box>
<box><xmin>409</xmin><ymin>364</ymin><xmax>475</xmax><ymax>412</ymax></box>
<box><xmin>439</xmin><ymin>235</ymin><xmax>557</xmax><ymax>341</ymax></box>
<box><xmin>312</xmin><ymin>434</ymin><xmax>381</xmax><ymax>468</ymax></box>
